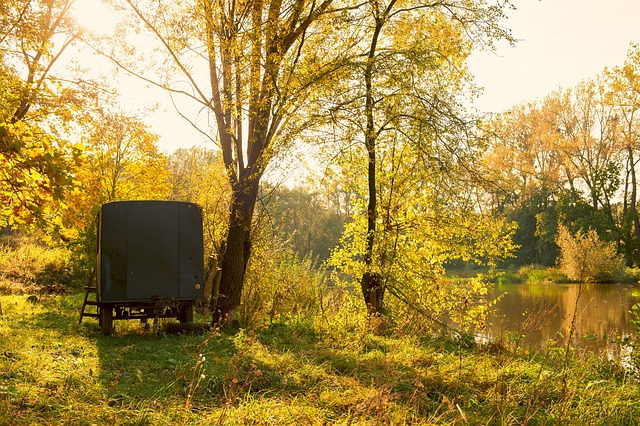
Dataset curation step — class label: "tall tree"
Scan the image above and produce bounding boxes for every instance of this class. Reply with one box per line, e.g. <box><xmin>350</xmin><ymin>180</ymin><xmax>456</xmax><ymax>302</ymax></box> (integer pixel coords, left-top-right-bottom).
<box><xmin>328</xmin><ymin>135</ymin><xmax>517</xmax><ymax>328</ymax></box>
<box><xmin>605</xmin><ymin>43</ymin><xmax>640</xmax><ymax>263</ymax></box>
<box><xmin>482</xmin><ymin>99</ymin><xmax>567</xmax><ymax>265</ymax></box>
<box><xmin>554</xmin><ymin>81</ymin><xmax>622</xmax><ymax>212</ymax></box>
<box><xmin>484</xmin><ymin>100</ymin><xmax>564</xmax><ymax>202</ymax></box>
<box><xmin>109</xmin><ymin>0</ymin><xmax>339</xmax><ymax>322</ymax></box>
<box><xmin>323</xmin><ymin>0</ymin><xmax>513</xmax><ymax>314</ymax></box>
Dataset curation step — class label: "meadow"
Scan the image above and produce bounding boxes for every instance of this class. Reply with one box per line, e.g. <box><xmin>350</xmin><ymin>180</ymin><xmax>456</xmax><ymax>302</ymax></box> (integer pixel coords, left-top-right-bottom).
<box><xmin>1</xmin><ymin>291</ymin><xmax>640</xmax><ymax>425</ymax></box>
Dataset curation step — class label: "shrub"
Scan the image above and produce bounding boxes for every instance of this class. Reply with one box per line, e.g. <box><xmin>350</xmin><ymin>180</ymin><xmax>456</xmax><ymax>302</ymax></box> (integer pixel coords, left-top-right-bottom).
<box><xmin>0</xmin><ymin>234</ymin><xmax>74</xmax><ymax>293</ymax></box>
<box><xmin>240</xmin><ymin>243</ymin><xmax>330</xmax><ymax>328</ymax></box>
<box><xmin>556</xmin><ymin>226</ymin><xmax>625</xmax><ymax>282</ymax></box>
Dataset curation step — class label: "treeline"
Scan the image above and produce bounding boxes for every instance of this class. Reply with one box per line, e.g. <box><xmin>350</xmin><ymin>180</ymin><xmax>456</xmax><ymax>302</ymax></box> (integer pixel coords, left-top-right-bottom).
<box><xmin>483</xmin><ymin>43</ymin><xmax>640</xmax><ymax>269</ymax></box>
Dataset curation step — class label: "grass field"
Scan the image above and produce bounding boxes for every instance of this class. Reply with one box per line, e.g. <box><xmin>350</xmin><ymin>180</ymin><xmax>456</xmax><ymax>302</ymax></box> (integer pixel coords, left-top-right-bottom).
<box><xmin>1</xmin><ymin>292</ymin><xmax>640</xmax><ymax>425</ymax></box>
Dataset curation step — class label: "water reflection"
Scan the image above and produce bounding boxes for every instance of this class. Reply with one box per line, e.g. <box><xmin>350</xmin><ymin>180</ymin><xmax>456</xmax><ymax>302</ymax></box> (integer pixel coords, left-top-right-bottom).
<box><xmin>484</xmin><ymin>282</ymin><xmax>640</xmax><ymax>353</ymax></box>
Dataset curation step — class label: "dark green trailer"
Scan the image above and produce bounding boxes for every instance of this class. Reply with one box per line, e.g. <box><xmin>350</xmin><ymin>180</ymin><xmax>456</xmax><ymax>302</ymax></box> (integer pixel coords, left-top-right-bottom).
<box><xmin>80</xmin><ymin>200</ymin><xmax>204</xmax><ymax>334</ymax></box>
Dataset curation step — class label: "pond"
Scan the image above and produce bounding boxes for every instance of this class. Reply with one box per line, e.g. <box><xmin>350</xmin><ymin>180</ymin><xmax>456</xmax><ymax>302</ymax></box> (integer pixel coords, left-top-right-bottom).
<box><xmin>483</xmin><ymin>282</ymin><xmax>640</xmax><ymax>355</ymax></box>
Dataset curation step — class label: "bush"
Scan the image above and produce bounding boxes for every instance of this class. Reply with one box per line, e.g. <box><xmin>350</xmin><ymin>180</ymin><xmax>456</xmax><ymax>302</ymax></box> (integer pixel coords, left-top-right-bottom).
<box><xmin>240</xmin><ymin>243</ymin><xmax>330</xmax><ymax>328</ymax></box>
<box><xmin>0</xmin><ymin>234</ymin><xmax>74</xmax><ymax>293</ymax></box>
<box><xmin>556</xmin><ymin>226</ymin><xmax>625</xmax><ymax>282</ymax></box>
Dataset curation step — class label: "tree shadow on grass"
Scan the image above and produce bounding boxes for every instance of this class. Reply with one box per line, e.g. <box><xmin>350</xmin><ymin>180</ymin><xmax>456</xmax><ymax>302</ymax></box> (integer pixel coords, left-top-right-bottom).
<box><xmin>2</xmin><ymin>293</ymin><xmax>237</xmax><ymax>423</ymax></box>
<box><xmin>2</xmin><ymin>295</ymin><xmax>546</xmax><ymax>424</ymax></box>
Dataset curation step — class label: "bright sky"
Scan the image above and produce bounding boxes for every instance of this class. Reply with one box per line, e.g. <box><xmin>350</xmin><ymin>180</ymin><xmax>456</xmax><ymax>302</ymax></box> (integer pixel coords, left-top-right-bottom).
<box><xmin>71</xmin><ymin>0</ymin><xmax>640</xmax><ymax>151</ymax></box>
<box><xmin>468</xmin><ymin>0</ymin><xmax>640</xmax><ymax>114</ymax></box>
<box><xmin>71</xmin><ymin>0</ymin><xmax>208</xmax><ymax>153</ymax></box>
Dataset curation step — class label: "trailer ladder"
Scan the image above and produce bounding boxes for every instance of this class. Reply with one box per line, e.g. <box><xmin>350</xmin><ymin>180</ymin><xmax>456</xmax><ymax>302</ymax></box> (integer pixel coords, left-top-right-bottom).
<box><xmin>79</xmin><ymin>269</ymin><xmax>100</xmax><ymax>323</ymax></box>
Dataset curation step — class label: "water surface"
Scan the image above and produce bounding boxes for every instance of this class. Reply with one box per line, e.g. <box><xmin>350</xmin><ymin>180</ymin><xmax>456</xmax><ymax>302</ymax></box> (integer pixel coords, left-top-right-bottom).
<box><xmin>484</xmin><ymin>282</ymin><xmax>640</xmax><ymax>353</ymax></box>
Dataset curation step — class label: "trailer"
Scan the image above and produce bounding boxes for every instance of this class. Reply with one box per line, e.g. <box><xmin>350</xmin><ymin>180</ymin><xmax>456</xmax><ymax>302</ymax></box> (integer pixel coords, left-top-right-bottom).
<box><xmin>79</xmin><ymin>200</ymin><xmax>204</xmax><ymax>335</ymax></box>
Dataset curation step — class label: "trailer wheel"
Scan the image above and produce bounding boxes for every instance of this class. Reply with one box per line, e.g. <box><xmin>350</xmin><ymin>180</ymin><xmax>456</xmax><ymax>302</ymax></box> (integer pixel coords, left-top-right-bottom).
<box><xmin>100</xmin><ymin>305</ymin><xmax>113</xmax><ymax>335</ymax></box>
<box><xmin>178</xmin><ymin>304</ymin><xmax>193</xmax><ymax>324</ymax></box>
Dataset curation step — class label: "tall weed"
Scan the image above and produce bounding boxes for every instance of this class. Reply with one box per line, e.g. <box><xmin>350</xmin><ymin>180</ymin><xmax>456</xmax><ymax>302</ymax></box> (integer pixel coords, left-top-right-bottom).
<box><xmin>517</xmin><ymin>265</ymin><xmax>570</xmax><ymax>283</ymax></box>
<box><xmin>240</xmin><ymin>244</ymin><xmax>330</xmax><ymax>328</ymax></box>
<box><xmin>0</xmin><ymin>234</ymin><xmax>74</xmax><ymax>293</ymax></box>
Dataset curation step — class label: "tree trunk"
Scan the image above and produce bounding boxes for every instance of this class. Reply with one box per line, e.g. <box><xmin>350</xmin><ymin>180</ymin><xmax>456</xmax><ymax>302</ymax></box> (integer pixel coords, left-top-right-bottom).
<box><xmin>360</xmin><ymin>8</ymin><xmax>392</xmax><ymax>316</ymax></box>
<box><xmin>361</xmin><ymin>272</ymin><xmax>384</xmax><ymax>315</ymax></box>
<box><xmin>212</xmin><ymin>175</ymin><xmax>260</xmax><ymax>324</ymax></box>
<box><xmin>202</xmin><ymin>240</ymin><xmax>224</xmax><ymax>314</ymax></box>
<box><xmin>628</xmin><ymin>147</ymin><xmax>640</xmax><ymax>264</ymax></box>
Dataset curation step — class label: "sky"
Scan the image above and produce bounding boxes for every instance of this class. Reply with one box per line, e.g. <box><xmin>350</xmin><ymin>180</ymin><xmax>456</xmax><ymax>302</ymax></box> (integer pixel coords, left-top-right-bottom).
<box><xmin>468</xmin><ymin>0</ymin><xmax>640</xmax><ymax>113</ymax></box>
<box><xmin>71</xmin><ymin>0</ymin><xmax>640</xmax><ymax>152</ymax></box>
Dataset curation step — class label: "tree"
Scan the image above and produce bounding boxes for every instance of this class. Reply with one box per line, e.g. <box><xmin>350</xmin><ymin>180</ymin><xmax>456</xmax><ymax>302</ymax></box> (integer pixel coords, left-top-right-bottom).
<box><xmin>1</xmin><ymin>0</ymin><xmax>81</xmax><ymax>123</ymax></box>
<box><xmin>84</xmin><ymin>108</ymin><xmax>171</xmax><ymax>203</ymax></box>
<box><xmin>482</xmin><ymin>99</ymin><xmax>572</xmax><ymax>266</ymax></box>
<box><xmin>108</xmin><ymin>0</ymin><xmax>339</xmax><ymax>322</ymax></box>
<box><xmin>553</xmin><ymin>81</ymin><xmax>623</xmax><ymax>212</ymax></box>
<box><xmin>322</xmin><ymin>0</ymin><xmax>513</xmax><ymax>315</ymax></box>
<box><xmin>605</xmin><ymin>43</ymin><xmax>640</xmax><ymax>264</ymax></box>
<box><xmin>483</xmin><ymin>99</ymin><xmax>565</xmax><ymax>204</ymax></box>
<box><xmin>328</xmin><ymin>142</ymin><xmax>517</xmax><ymax>329</ymax></box>
<box><xmin>0</xmin><ymin>0</ymin><xmax>87</xmax><ymax>229</ymax></box>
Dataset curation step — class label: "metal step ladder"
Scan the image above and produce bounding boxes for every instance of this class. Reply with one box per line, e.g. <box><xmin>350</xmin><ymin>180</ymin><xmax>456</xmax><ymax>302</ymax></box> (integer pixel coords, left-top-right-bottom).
<box><xmin>79</xmin><ymin>269</ymin><xmax>100</xmax><ymax>323</ymax></box>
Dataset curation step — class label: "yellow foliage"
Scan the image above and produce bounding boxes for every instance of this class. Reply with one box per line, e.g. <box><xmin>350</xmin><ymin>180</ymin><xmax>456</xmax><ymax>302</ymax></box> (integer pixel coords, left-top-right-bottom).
<box><xmin>329</xmin><ymin>195</ymin><xmax>517</xmax><ymax>331</ymax></box>
<box><xmin>0</xmin><ymin>121</ymin><xmax>82</xmax><ymax>231</ymax></box>
<box><xmin>556</xmin><ymin>226</ymin><xmax>625</xmax><ymax>282</ymax></box>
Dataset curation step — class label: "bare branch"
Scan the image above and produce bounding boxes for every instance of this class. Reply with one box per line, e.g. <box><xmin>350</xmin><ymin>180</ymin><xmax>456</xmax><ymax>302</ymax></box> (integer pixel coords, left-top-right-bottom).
<box><xmin>124</xmin><ymin>0</ymin><xmax>211</xmax><ymax>106</ymax></box>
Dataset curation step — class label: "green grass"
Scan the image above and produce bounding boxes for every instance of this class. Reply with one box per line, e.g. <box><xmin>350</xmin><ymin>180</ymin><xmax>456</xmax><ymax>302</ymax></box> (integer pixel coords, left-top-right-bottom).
<box><xmin>2</xmin><ymin>293</ymin><xmax>640</xmax><ymax>425</ymax></box>
<box><xmin>516</xmin><ymin>265</ymin><xmax>572</xmax><ymax>284</ymax></box>
<box><xmin>490</xmin><ymin>264</ymin><xmax>640</xmax><ymax>286</ymax></box>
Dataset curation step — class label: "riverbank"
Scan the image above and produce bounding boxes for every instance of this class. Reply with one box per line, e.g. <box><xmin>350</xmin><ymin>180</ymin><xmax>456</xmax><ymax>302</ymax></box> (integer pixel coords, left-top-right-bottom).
<box><xmin>1</xmin><ymin>293</ymin><xmax>640</xmax><ymax>424</ymax></box>
<box><xmin>449</xmin><ymin>265</ymin><xmax>640</xmax><ymax>285</ymax></box>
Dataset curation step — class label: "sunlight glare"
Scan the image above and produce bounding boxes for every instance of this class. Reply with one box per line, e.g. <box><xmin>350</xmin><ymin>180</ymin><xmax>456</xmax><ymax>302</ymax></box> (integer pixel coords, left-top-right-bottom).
<box><xmin>71</xmin><ymin>0</ymin><xmax>119</xmax><ymax>36</ymax></box>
